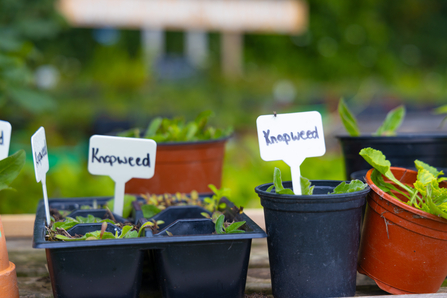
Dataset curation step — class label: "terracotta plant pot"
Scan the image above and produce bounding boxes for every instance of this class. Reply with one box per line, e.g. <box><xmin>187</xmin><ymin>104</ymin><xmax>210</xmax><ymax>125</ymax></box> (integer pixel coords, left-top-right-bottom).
<box><xmin>359</xmin><ymin>167</ymin><xmax>447</xmax><ymax>294</ymax></box>
<box><xmin>0</xmin><ymin>217</ymin><xmax>19</xmax><ymax>298</ymax></box>
<box><xmin>125</xmin><ymin>138</ymin><xmax>227</xmax><ymax>195</ymax></box>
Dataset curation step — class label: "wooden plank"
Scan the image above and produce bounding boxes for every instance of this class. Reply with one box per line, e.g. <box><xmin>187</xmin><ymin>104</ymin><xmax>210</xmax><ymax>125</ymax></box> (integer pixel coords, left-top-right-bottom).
<box><xmin>57</xmin><ymin>0</ymin><xmax>308</xmax><ymax>34</ymax></box>
<box><xmin>1</xmin><ymin>214</ymin><xmax>35</xmax><ymax>238</ymax></box>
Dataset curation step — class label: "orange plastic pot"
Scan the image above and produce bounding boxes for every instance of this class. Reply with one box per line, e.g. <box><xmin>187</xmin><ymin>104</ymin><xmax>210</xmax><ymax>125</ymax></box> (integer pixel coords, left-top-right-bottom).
<box><xmin>125</xmin><ymin>138</ymin><xmax>227</xmax><ymax>195</ymax></box>
<box><xmin>0</xmin><ymin>216</ymin><xmax>19</xmax><ymax>298</ymax></box>
<box><xmin>359</xmin><ymin>167</ymin><xmax>447</xmax><ymax>295</ymax></box>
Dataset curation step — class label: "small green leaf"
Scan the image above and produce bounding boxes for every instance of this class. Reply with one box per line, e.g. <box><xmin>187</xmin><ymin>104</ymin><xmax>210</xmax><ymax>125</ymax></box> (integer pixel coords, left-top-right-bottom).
<box><xmin>55</xmin><ymin>235</ymin><xmax>87</xmax><ymax>241</ymax></box>
<box><xmin>266</xmin><ymin>185</ymin><xmax>274</xmax><ymax>192</ymax></box>
<box><xmin>272</xmin><ymin>167</ymin><xmax>285</xmax><ymax>192</ymax></box>
<box><xmin>211</xmin><ymin>211</ymin><xmax>223</xmax><ymax>222</ymax></box>
<box><xmin>338</xmin><ymin>98</ymin><xmax>360</xmax><ymax>137</ymax></box>
<box><xmin>374</xmin><ymin>105</ymin><xmax>405</xmax><ymax>136</ymax></box>
<box><xmin>138</xmin><ymin>221</ymin><xmax>155</xmax><ymax>237</ymax></box>
<box><xmin>331</xmin><ymin>180</ymin><xmax>366</xmax><ymax>194</ymax></box>
<box><xmin>0</xmin><ymin>150</ymin><xmax>26</xmax><ymax>192</ymax></box>
<box><xmin>124</xmin><ymin>231</ymin><xmax>138</xmax><ymax>238</ymax></box>
<box><xmin>277</xmin><ymin>188</ymin><xmax>295</xmax><ymax>195</ymax></box>
<box><xmin>119</xmin><ymin>225</ymin><xmax>133</xmax><ymax>238</ymax></box>
<box><xmin>215</xmin><ymin>214</ymin><xmax>225</xmax><ymax>234</ymax></box>
<box><xmin>415</xmin><ymin>160</ymin><xmax>443</xmax><ymax>178</ymax></box>
<box><xmin>300</xmin><ymin>176</ymin><xmax>314</xmax><ymax>195</ymax></box>
<box><xmin>144</xmin><ymin>117</ymin><xmax>163</xmax><ymax>138</ymax></box>
<box><xmin>225</xmin><ymin>221</ymin><xmax>246</xmax><ymax>233</ymax></box>
<box><xmin>201</xmin><ymin>212</ymin><xmax>211</xmax><ymax>219</ymax></box>
<box><xmin>359</xmin><ymin>148</ymin><xmax>392</xmax><ymax>177</ymax></box>
<box><xmin>107</xmin><ymin>195</ymin><xmax>136</xmax><ymax>218</ymax></box>
<box><xmin>141</xmin><ymin>204</ymin><xmax>161</xmax><ymax>218</ymax></box>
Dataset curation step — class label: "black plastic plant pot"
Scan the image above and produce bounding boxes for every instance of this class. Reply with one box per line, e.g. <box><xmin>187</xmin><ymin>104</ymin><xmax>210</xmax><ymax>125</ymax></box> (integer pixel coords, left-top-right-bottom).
<box><xmin>337</xmin><ymin>134</ymin><xmax>447</xmax><ymax>180</ymax></box>
<box><xmin>255</xmin><ymin>181</ymin><xmax>370</xmax><ymax>298</ymax></box>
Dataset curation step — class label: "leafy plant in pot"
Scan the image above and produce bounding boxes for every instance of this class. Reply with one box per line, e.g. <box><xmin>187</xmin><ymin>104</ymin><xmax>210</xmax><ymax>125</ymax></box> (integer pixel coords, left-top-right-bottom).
<box><xmin>357</xmin><ymin>147</ymin><xmax>447</xmax><ymax>295</ymax></box>
<box><xmin>255</xmin><ymin>168</ymin><xmax>370</xmax><ymax>298</ymax></box>
<box><xmin>119</xmin><ymin>111</ymin><xmax>233</xmax><ymax>194</ymax></box>
<box><xmin>337</xmin><ymin>99</ymin><xmax>447</xmax><ymax>180</ymax></box>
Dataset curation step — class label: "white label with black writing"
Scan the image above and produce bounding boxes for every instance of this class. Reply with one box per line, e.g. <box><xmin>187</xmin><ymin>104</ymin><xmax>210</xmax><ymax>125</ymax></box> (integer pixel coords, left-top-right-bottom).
<box><xmin>0</xmin><ymin>120</ymin><xmax>12</xmax><ymax>160</ymax></box>
<box><xmin>256</xmin><ymin>111</ymin><xmax>326</xmax><ymax>195</ymax></box>
<box><xmin>88</xmin><ymin>135</ymin><xmax>157</xmax><ymax>216</ymax></box>
<box><xmin>31</xmin><ymin>127</ymin><xmax>51</xmax><ymax>225</ymax></box>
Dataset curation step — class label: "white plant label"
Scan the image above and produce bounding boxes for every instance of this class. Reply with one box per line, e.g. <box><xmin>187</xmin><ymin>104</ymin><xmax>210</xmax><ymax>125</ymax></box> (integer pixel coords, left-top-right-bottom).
<box><xmin>88</xmin><ymin>135</ymin><xmax>157</xmax><ymax>216</ymax></box>
<box><xmin>0</xmin><ymin>120</ymin><xmax>12</xmax><ymax>160</ymax></box>
<box><xmin>256</xmin><ymin>111</ymin><xmax>326</xmax><ymax>195</ymax></box>
<box><xmin>31</xmin><ymin>127</ymin><xmax>51</xmax><ymax>225</ymax></box>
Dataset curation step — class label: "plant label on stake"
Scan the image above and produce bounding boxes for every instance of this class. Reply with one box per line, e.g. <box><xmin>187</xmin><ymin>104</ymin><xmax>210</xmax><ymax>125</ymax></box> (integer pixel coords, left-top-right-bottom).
<box><xmin>88</xmin><ymin>135</ymin><xmax>157</xmax><ymax>216</ymax></box>
<box><xmin>256</xmin><ymin>111</ymin><xmax>326</xmax><ymax>195</ymax></box>
<box><xmin>0</xmin><ymin>120</ymin><xmax>12</xmax><ymax>160</ymax></box>
<box><xmin>31</xmin><ymin>127</ymin><xmax>51</xmax><ymax>225</ymax></box>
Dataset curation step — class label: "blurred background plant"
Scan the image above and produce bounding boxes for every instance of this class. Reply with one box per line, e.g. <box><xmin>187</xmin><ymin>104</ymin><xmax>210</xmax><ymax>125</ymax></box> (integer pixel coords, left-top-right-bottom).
<box><xmin>1</xmin><ymin>0</ymin><xmax>447</xmax><ymax>213</ymax></box>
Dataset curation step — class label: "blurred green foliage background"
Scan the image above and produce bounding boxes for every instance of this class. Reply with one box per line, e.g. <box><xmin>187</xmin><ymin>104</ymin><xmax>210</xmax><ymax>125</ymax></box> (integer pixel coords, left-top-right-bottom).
<box><xmin>1</xmin><ymin>0</ymin><xmax>447</xmax><ymax>213</ymax></box>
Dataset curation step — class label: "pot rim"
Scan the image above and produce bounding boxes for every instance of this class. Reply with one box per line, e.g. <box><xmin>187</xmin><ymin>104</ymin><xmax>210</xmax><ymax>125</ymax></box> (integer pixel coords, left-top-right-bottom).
<box><xmin>336</xmin><ymin>132</ymin><xmax>447</xmax><ymax>140</ymax></box>
<box><xmin>151</xmin><ymin>135</ymin><xmax>231</xmax><ymax>147</ymax></box>
<box><xmin>365</xmin><ymin>167</ymin><xmax>447</xmax><ymax>224</ymax></box>
<box><xmin>255</xmin><ymin>180</ymin><xmax>370</xmax><ymax>202</ymax></box>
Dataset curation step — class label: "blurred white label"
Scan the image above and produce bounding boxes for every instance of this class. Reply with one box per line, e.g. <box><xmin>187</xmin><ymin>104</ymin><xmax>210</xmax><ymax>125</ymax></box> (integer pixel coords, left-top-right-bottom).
<box><xmin>31</xmin><ymin>127</ymin><xmax>49</xmax><ymax>183</ymax></box>
<box><xmin>0</xmin><ymin>120</ymin><xmax>11</xmax><ymax>160</ymax></box>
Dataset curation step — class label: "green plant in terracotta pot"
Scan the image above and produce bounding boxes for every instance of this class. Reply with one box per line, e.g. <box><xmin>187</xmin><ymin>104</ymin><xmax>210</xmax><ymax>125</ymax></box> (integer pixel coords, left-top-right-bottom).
<box><xmin>337</xmin><ymin>99</ymin><xmax>447</xmax><ymax>180</ymax></box>
<box><xmin>358</xmin><ymin>147</ymin><xmax>447</xmax><ymax>295</ymax></box>
<box><xmin>119</xmin><ymin>111</ymin><xmax>233</xmax><ymax>194</ymax></box>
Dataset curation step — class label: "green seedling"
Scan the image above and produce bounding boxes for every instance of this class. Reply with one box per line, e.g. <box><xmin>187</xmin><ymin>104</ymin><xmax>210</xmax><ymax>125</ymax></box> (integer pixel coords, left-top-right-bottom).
<box><xmin>214</xmin><ymin>213</ymin><xmax>246</xmax><ymax>234</ymax></box>
<box><xmin>118</xmin><ymin>110</ymin><xmax>233</xmax><ymax>142</ymax></box>
<box><xmin>360</xmin><ymin>147</ymin><xmax>447</xmax><ymax>219</ymax></box>
<box><xmin>338</xmin><ymin>98</ymin><xmax>405</xmax><ymax>137</ymax></box>
<box><xmin>140</xmin><ymin>191</ymin><xmax>201</xmax><ymax>218</ymax></box>
<box><xmin>201</xmin><ymin>211</ymin><xmax>246</xmax><ymax>234</ymax></box>
<box><xmin>266</xmin><ymin>167</ymin><xmax>366</xmax><ymax>195</ymax></box>
<box><xmin>266</xmin><ymin>167</ymin><xmax>314</xmax><ymax>195</ymax></box>
<box><xmin>203</xmin><ymin>184</ymin><xmax>229</xmax><ymax>212</ymax></box>
<box><xmin>54</xmin><ymin>220</ymin><xmax>161</xmax><ymax>241</ymax></box>
<box><xmin>106</xmin><ymin>194</ymin><xmax>136</xmax><ymax>219</ymax></box>
<box><xmin>50</xmin><ymin>214</ymin><xmax>115</xmax><ymax>232</ymax></box>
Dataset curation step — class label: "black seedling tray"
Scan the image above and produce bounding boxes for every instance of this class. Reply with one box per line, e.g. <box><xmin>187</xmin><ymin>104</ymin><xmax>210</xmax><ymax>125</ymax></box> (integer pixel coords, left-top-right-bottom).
<box><xmin>33</xmin><ymin>196</ymin><xmax>266</xmax><ymax>298</ymax></box>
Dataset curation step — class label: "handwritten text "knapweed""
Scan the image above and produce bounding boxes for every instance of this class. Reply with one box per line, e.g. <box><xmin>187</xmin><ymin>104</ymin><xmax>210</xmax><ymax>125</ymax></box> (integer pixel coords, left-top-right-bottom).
<box><xmin>263</xmin><ymin>127</ymin><xmax>319</xmax><ymax>146</ymax></box>
<box><xmin>91</xmin><ymin>148</ymin><xmax>151</xmax><ymax>167</ymax></box>
<box><xmin>35</xmin><ymin>144</ymin><xmax>48</xmax><ymax>166</ymax></box>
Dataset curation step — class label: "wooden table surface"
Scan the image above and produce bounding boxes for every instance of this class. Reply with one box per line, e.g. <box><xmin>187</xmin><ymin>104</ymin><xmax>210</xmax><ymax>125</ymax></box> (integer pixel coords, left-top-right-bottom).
<box><xmin>6</xmin><ymin>237</ymin><xmax>447</xmax><ymax>298</ymax></box>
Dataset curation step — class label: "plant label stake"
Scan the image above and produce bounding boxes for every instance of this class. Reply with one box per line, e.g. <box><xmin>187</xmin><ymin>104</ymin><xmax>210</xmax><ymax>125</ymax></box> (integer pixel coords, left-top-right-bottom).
<box><xmin>88</xmin><ymin>135</ymin><xmax>157</xmax><ymax>216</ymax></box>
<box><xmin>256</xmin><ymin>111</ymin><xmax>326</xmax><ymax>195</ymax></box>
<box><xmin>31</xmin><ymin>127</ymin><xmax>51</xmax><ymax>225</ymax></box>
<box><xmin>0</xmin><ymin>120</ymin><xmax>11</xmax><ymax>160</ymax></box>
